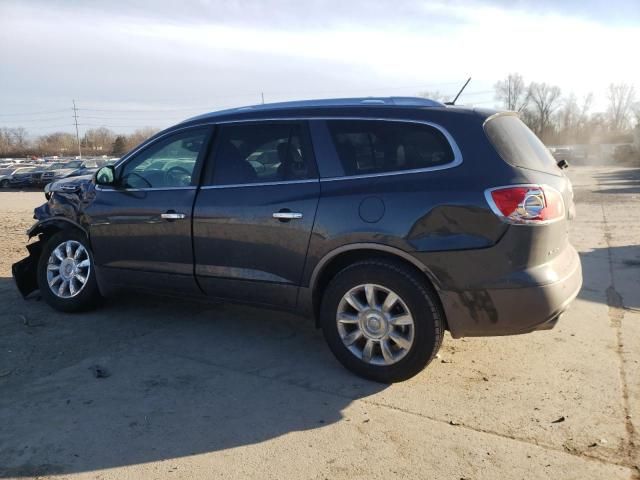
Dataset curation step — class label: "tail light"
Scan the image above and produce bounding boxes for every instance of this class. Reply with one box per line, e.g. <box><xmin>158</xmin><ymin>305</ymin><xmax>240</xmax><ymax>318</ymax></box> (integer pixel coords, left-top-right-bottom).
<box><xmin>485</xmin><ymin>184</ymin><xmax>564</xmax><ymax>224</ymax></box>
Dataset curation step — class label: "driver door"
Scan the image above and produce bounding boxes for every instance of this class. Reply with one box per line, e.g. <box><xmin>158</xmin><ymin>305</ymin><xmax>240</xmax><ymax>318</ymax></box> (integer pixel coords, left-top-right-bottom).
<box><xmin>87</xmin><ymin>126</ymin><xmax>212</xmax><ymax>295</ymax></box>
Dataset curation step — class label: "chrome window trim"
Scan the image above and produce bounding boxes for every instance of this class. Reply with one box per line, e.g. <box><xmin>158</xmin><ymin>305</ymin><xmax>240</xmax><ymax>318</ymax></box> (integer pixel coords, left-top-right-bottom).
<box><xmin>96</xmin><ymin>185</ymin><xmax>197</xmax><ymax>192</ymax></box>
<box><xmin>111</xmin><ymin>123</ymin><xmax>216</xmax><ymax>170</ymax></box>
<box><xmin>110</xmin><ymin>116</ymin><xmax>462</xmax><ymax>189</ymax></box>
<box><xmin>200</xmin><ymin>178</ymin><xmax>318</xmax><ymax>190</ymax></box>
<box><xmin>204</xmin><ymin>116</ymin><xmax>462</xmax><ymax>186</ymax></box>
<box><xmin>106</xmin><ymin>123</ymin><xmax>215</xmax><ymax>192</ymax></box>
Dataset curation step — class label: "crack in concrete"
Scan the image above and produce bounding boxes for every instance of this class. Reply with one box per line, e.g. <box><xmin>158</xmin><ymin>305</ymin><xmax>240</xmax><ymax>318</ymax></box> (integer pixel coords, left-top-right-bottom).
<box><xmin>600</xmin><ymin>202</ymin><xmax>639</xmax><ymax>477</ymax></box>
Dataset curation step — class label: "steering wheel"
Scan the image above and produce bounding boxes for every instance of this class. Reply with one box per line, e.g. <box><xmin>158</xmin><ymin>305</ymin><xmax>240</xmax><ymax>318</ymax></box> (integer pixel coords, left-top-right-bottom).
<box><xmin>164</xmin><ymin>166</ymin><xmax>192</xmax><ymax>186</ymax></box>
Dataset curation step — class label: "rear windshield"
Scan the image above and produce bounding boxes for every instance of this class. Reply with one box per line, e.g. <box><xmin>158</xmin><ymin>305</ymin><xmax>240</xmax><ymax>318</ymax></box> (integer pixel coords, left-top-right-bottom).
<box><xmin>484</xmin><ymin>114</ymin><xmax>560</xmax><ymax>175</ymax></box>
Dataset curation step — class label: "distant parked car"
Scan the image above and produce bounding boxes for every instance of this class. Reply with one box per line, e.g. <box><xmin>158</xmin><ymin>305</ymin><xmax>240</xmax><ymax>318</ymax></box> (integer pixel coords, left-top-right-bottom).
<box><xmin>0</xmin><ymin>167</ymin><xmax>17</xmax><ymax>188</ymax></box>
<box><xmin>613</xmin><ymin>144</ymin><xmax>638</xmax><ymax>164</ymax></box>
<box><xmin>551</xmin><ymin>148</ymin><xmax>572</xmax><ymax>162</ymax></box>
<box><xmin>38</xmin><ymin>160</ymin><xmax>85</xmax><ymax>186</ymax></box>
<box><xmin>62</xmin><ymin>159</ymin><xmax>112</xmax><ymax>179</ymax></box>
<box><xmin>5</xmin><ymin>167</ymin><xmax>39</xmax><ymax>188</ymax></box>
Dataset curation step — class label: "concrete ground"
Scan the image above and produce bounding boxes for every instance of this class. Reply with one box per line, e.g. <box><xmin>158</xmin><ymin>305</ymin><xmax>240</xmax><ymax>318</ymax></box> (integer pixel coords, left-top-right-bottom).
<box><xmin>0</xmin><ymin>166</ymin><xmax>638</xmax><ymax>479</ymax></box>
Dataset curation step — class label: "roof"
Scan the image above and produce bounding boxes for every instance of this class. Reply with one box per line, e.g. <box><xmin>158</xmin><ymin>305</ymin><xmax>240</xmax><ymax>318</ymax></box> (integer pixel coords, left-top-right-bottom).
<box><xmin>182</xmin><ymin>97</ymin><xmax>447</xmax><ymax>124</ymax></box>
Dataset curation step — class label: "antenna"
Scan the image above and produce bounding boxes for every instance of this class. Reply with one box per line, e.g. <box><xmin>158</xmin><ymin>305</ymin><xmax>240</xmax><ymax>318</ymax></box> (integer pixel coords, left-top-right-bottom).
<box><xmin>446</xmin><ymin>77</ymin><xmax>472</xmax><ymax>105</ymax></box>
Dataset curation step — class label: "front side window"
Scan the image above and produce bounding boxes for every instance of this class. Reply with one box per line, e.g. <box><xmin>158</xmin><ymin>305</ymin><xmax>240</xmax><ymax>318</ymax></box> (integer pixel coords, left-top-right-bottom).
<box><xmin>212</xmin><ymin>123</ymin><xmax>316</xmax><ymax>185</ymax></box>
<box><xmin>120</xmin><ymin>129</ymin><xmax>207</xmax><ymax>189</ymax></box>
<box><xmin>327</xmin><ymin>120</ymin><xmax>455</xmax><ymax>176</ymax></box>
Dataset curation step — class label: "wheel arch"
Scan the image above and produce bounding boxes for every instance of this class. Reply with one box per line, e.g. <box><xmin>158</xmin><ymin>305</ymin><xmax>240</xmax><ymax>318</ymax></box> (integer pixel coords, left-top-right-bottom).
<box><xmin>28</xmin><ymin>217</ymin><xmax>89</xmax><ymax>242</ymax></box>
<box><xmin>13</xmin><ymin>218</ymin><xmax>90</xmax><ymax>299</ymax></box>
<box><xmin>309</xmin><ymin>243</ymin><xmax>446</xmax><ymax>328</ymax></box>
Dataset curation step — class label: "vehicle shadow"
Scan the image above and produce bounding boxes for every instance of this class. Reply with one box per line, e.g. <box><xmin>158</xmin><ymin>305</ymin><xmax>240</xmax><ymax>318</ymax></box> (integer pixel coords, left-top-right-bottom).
<box><xmin>577</xmin><ymin>244</ymin><xmax>640</xmax><ymax>310</ymax></box>
<box><xmin>0</xmin><ymin>277</ymin><xmax>387</xmax><ymax>477</ymax></box>
<box><xmin>593</xmin><ymin>167</ymin><xmax>640</xmax><ymax>195</ymax></box>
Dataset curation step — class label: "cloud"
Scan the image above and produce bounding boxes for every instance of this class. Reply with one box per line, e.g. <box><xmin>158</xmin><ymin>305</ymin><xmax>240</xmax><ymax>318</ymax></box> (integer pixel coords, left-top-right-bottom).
<box><xmin>0</xmin><ymin>0</ymin><xmax>638</xmax><ymax>134</ymax></box>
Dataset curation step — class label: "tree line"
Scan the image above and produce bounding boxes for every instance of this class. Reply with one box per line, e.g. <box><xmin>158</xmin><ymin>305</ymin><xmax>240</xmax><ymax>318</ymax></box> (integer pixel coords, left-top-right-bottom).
<box><xmin>0</xmin><ymin>127</ymin><xmax>159</xmax><ymax>158</ymax></box>
<box><xmin>423</xmin><ymin>78</ymin><xmax>638</xmax><ymax>146</ymax></box>
<box><xmin>493</xmin><ymin>76</ymin><xmax>637</xmax><ymax>145</ymax></box>
<box><xmin>2</xmin><ymin>78</ymin><xmax>639</xmax><ymax>158</ymax></box>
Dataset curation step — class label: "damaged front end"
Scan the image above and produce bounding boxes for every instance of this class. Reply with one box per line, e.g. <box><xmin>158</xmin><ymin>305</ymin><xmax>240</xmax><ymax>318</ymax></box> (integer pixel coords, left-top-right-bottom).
<box><xmin>12</xmin><ymin>175</ymin><xmax>95</xmax><ymax>298</ymax></box>
<box><xmin>12</xmin><ymin>240</ymin><xmax>44</xmax><ymax>297</ymax></box>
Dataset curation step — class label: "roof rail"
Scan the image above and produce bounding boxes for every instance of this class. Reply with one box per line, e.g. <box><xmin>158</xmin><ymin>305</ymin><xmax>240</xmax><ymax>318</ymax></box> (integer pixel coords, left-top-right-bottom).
<box><xmin>234</xmin><ymin>96</ymin><xmax>443</xmax><ymax>110</ymax></box>
<box><xmin>182</xmin><ymin>97</ymin><xmax>445</xmax><ymax>123</ymax></box>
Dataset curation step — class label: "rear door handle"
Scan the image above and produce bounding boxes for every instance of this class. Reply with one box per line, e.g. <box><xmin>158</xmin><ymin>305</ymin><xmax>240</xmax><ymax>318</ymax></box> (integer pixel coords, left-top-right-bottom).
<box><xmin>161</xmin><ymin>212</ymin><xmax>186</xmax><ymax>220</ymax></box>
<box><xmin>273</xmin><ymin>211</ymin><xmax>303</xmax><ymax>220</ymax></box>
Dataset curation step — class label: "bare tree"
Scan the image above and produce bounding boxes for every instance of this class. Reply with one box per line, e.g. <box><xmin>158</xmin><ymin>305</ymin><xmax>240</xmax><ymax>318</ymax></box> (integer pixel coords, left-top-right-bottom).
<box><xmin>36</xmin><ymin>132</ymin><xmax>78</xmax><ymax>156</ymax></box>
<box><xmin>494</xmin><ymin>73</ymin><xmax>529</xmax><ymax>111</ymax></box>
<box><xmin>607</xmin><ymin>83</ymin><xmax>636</xmax><ymax>132</ymax></box>
<box><xmin>0</xmin><ymin>127</ymin><xmax>30</xmax><ymax>156</ymax></box>
<box><xmin>0</xmin><ymin>128</ymin><xmax>12</xmax><ymax>155</ymax></box>
<box><xmin>83</xmin><ymin>127</ymin><xmax>115</xmax><ymax>152</ymax></box>
<box><xmin>559</xmin><ymin>93</ymin><xmax>579</xmax><ymax>132</ymax></box>
<box><xmin>527</xmin><ymin>82</ymin><xmax>562</xmax><ymax>138</ymax></box>
<box><xmin>125</xmin><ymin>127</ymin><xmax>160</xmax><ymax>151</ymax></box>
<box><xmin>578</xmin><ymin>93</ymin><xmax>593</xmax><ymax>128</ymax></box>
<box><xmin>11</xmin><ymin>127</ymin><xmax>29</xmax><ymax>150</ymax></box>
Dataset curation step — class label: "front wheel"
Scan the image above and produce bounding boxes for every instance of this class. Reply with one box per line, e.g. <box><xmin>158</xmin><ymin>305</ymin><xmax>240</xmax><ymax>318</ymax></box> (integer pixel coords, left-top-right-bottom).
<box><xmin>320</xmin><ymin>260</ymin><xmax>444</xmax><ymax>383</ymax></box>
<box><xmin>37</xmin><ymin>230</ymin><xmax>101</xmax><ymax>312</ymax></box>
<box><xmin>0</xmin><ymin>179</ymin><xmax>9</xmax><ymax>188</ymax></box>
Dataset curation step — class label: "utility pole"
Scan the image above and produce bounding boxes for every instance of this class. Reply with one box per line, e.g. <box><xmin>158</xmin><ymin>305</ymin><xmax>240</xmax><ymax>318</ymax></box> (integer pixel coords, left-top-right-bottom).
<box><xmin>261</xmin><ymin>92</ymin><xmax>265</xmax><ymax>104</ymax></box>
<box><xmin>72</xmin><ymin>99</ymin><xmax>82</xmax><ymax>158</ymax></box>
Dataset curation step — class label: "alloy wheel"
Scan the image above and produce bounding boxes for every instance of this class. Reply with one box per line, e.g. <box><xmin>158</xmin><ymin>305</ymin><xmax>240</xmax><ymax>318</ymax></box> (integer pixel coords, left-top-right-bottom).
<box><xmin>336</xmin><ymin>283</ymin><xmax>415</xmax><ymax>366</ymax></box>
<box><xmin>46</xmin><ymin>240</ymin><xmax>91</xmax><ymax>298</ymax></box>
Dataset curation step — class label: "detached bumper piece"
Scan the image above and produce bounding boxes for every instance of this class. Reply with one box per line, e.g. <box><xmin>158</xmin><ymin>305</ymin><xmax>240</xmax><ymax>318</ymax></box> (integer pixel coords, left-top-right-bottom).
<box><xmin>12</xmin><ymin>240</ymin><xmax>42</xmax><ymax>298</ymax></box>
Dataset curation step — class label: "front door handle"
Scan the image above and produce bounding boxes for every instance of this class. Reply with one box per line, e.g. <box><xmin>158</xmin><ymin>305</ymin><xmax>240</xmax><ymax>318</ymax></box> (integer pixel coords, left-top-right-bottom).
<box><xmin>161</xmin><ymin>212</ymin><xmax>186</xmax><ymax>220</ymax></box>
<box><xmin>273</xmin><ymin>211</ymin><xmax>303</xmax><ymax>221</ymax></box>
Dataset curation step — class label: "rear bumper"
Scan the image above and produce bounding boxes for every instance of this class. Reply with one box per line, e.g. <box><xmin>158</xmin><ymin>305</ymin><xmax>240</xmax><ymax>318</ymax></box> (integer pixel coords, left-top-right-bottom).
<box><xmin>440</xmin><ymin>244</ymin><xmax>582</xmax><ymax>338</ymax></box>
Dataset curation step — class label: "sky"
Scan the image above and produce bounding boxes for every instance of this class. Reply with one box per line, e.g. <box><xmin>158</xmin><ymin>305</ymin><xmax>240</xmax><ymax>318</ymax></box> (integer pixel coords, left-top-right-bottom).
<box><xmin>1</xmin><ymin>0</ymin><xmax>639</xmax><ymax>136</ymax></box>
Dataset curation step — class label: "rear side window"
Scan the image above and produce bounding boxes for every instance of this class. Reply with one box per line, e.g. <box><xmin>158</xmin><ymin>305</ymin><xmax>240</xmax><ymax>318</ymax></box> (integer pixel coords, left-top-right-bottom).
<box><xmin>484</xmin><ymin>115</ymin><xmax>559</xmax><ymax>174</ymax></box>
<box><xmin>326</xmin><ymin>120</ymin><xmax>455</xmax><ymax>176</ymax></box>
<box><xmin>212</xmin><ymin>122</ymin><xmax>317</xmax><ymax>185</ymax></box>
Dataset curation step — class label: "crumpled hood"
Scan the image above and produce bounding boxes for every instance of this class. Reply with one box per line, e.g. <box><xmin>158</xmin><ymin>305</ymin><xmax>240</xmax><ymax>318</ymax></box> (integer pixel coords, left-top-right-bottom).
<box><xmin>35</xmin><ymin>175</ymin><xmax>96</xmax><ymax>224</ymax></box>
<box><xmin>45</xmin><ymin>174</ymin><xmax>94</xmax><ymax>192</ymax></box>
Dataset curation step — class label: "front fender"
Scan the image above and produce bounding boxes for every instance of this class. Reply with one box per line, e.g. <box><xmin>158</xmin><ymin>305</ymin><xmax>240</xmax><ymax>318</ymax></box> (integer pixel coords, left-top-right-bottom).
<box><xmin>27</xmin><ymin>217</ymin><xmax>89</xmax><ymax>239</ymax></box>
<box><xmin>14</xmin><ymin>217</ymin><xmax>89</xmax><ymax>298</ymax></box>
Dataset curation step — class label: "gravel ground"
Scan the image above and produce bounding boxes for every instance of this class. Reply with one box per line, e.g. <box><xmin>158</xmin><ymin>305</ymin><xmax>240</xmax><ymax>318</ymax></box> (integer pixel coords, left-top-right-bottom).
<box><xmin>0</xmin><ymin>166</ymin><xmax>638</xmax><ymax>479</ymax></box>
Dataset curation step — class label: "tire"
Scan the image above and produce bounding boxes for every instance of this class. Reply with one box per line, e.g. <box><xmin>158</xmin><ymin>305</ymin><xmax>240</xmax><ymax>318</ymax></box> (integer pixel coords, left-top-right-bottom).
<box><xmin>37</xmin><ymin>230</ymin><xmax>101</xmax><ymax>312</ymax></box>
<box><xmin>0</xmin><ymin>179</ymin><xmax>9</xmax><ymax>188</ymax></box>
<box><xmin>320</xmin><ymin>260</ymin><xmax>444</xmax><ymax>383</ymax></box>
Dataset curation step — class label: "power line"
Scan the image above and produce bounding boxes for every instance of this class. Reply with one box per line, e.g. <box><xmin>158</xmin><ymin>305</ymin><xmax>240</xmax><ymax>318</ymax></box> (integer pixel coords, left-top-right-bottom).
<box><xmin>0</xmin><ymin>108</ymin><xmax>70</xmax><ymax>117</ymax></box>
<box><xmin>0</xmin><ymin>82</ymin><xmax>492</xmax><ymax>116</ymax></box>
<box><xmin>2</xmin><ymin>116</ymin><xmax>75</xmax><ymax>124</ymax></box>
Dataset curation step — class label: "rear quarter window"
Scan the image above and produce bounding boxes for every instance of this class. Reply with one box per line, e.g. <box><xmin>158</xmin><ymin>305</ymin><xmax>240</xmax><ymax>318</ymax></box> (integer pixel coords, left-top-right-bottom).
<box><xmin>484</xmin><ymin>114</ymin><xmax>560</xmax><ymax>175</ymax></box>
<box><xmin>326</xmin><ymin>120</ymin><xmax>455</xmax><ymax>176</ymax></box>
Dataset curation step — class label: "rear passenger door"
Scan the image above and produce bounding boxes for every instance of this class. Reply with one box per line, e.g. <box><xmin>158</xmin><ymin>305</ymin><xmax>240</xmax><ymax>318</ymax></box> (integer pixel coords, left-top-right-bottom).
<box><xmin>193</xmin><ymin>121</ymin><xmax>320</xmax><ymax>309</ymax></box>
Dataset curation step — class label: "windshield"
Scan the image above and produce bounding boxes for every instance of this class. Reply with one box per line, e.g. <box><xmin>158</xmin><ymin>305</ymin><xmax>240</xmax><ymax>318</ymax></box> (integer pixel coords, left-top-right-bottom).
<box><xmin>484</xmin><ymin>114</ymin><xmax>560</xmax><ymax>175</ymax></box>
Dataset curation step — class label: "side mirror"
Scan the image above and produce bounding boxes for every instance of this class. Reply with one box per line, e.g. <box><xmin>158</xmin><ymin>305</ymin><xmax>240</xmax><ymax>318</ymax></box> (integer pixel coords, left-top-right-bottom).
<box><xmin>95</xmin><ymin>165</ymin><xmax>116</xmax><ymax>186</ymax></box>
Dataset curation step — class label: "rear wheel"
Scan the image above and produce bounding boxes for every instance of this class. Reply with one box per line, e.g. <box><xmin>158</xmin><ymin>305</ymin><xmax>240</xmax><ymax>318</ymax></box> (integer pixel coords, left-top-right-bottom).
<box><xmin>0</xmin><ymin>179</ymin><xmax>9</xmax><ymax>188</ymax></box>
<box><xmin>320</xmin><ymin>260</ymin><xmax>444</xmax><ymax>383</ymax></box>
<box><xmin>37</xmin><ymin>230</ymin><xmax>101</xmax><ymax>312</ymax></box>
